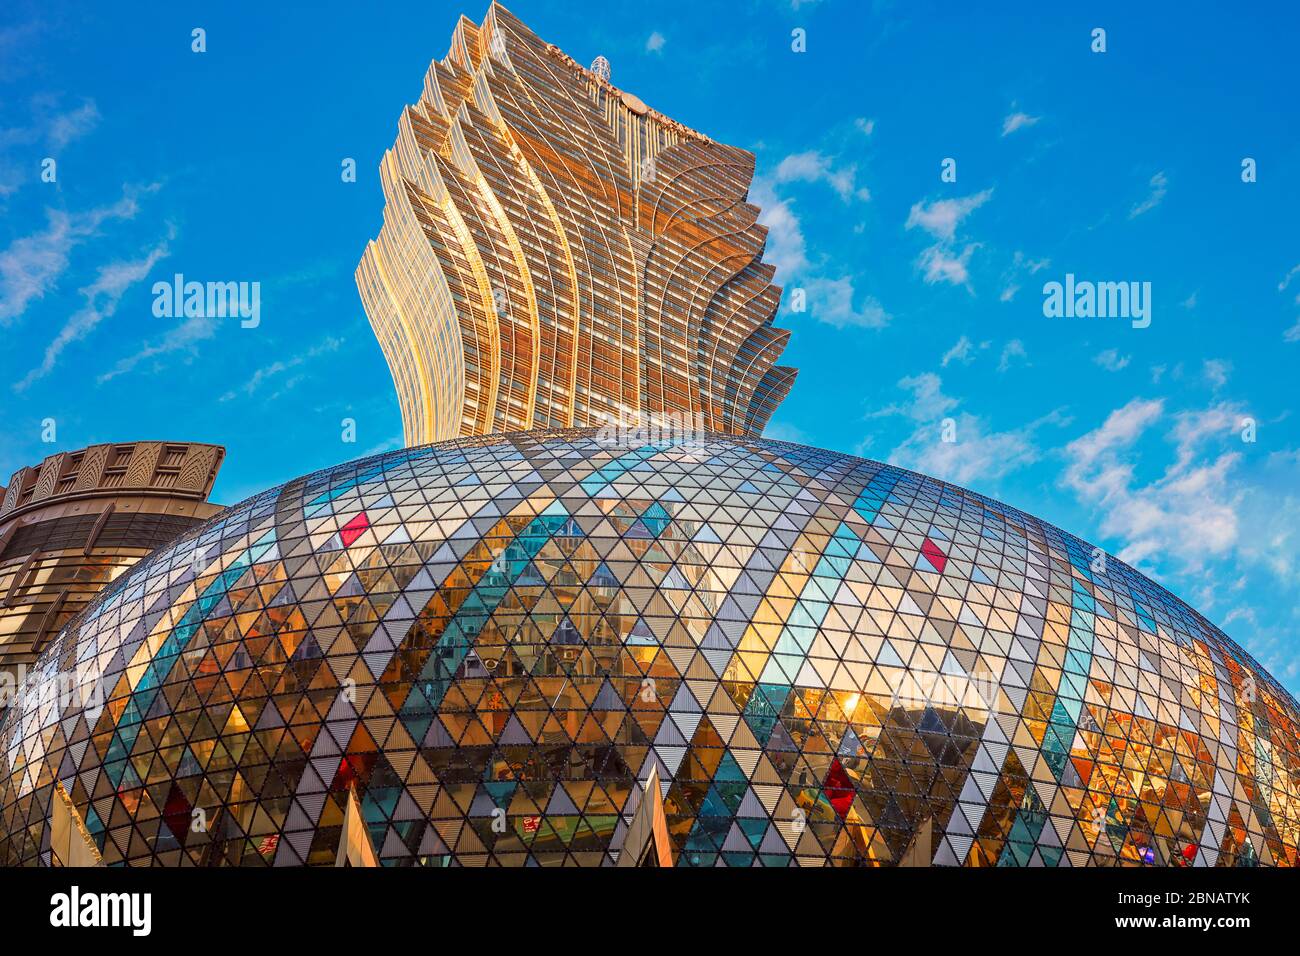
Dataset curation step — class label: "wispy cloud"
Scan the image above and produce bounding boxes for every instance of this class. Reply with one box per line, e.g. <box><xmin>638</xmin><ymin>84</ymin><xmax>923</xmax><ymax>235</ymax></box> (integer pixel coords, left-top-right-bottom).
<box><xmin>871</xmin><ymin>372</ymin><xmax>956</xmax><ymax>422</ymax></box>
<box><xmin>1065</xmin><ymin>402</ymin><xmax>1300</xmax><ymax>676</ymax></box>
<box><xmin>1094</xmin><ymin>348</ymin><xmax>1131</xmax><ymax>372</ymax></box>
<box><xmin>0</xmin><ymin>98</ymin><xmax>102</xmax><ymax>194</ymax></box>
<box><xmin>219</xmin><ymin>335</ymin><xmax>344</xmax><ymax>401</ymax></box>
<box><xmin>1280</xmin><ymin>264</ymin><xmax>1300</xmax><ymax>293</ymax></box>
<box><xmin>878</xmin><ymin>372</ymin><xmax>1064</xmax><ymax>486</ymax></box>
<box><xmin>1001</xmin><ymin>110</ymin><xmax>1040</xmax><ymax>137</ymax></box>
<box><xmin>772</xmin><ymin>150</ymin><xmax>869</xmax><ymax>202</ymax></box>
<box><xmin>46</xmin><ymin>99</ymin><xmax>100</xmax><ymax>149</ymax></box>
<box><xmin>941</xmin><ymin>335</ymin><xmax>979</xmax><ymax>367</ymax></box>
<box><xmin>645</xmin><ymin>31</ymin><xmax>665</xmax><ymax>54</ymax></box>
<box><xmin>917</xmin><ymin>243</ymin><xmax>979</xmax><ymax>286</ymax></box>
<box><xmin>0</xmin><ymin>186</ymin><xmax>153</xmax><ymax>324</ymax></box>
<box><xmin>1129</xmin><ymin>170</ymin><xmax>1168</xmax><ymax>219</ymax></box>
<box><xmin>1203</xmin><ymin>358</ymin><xmax>1231</xmax><ymax>389</ymax></box>
<box><xmin>906</xmin><ymin>190</ymin><xmax>992</xmax><ymax>242</ymax></box>
<box><xmin>756</xmin><ymin>153</ymin><xmax>889</xmax><ymax>324</ymax></box>
<box><xmin>1061</xmin><ymin>398</ymin><xmax>1245</xmax><ymax>570</ymax></box>
<box><xmin>1279</xmin><ymin>266</ymin><xmax>1300</xmax><ymax>342</ymax></box>
<box><xmin>905</xmin><ymin>190</ymin><xmax>992</xmax><ymax>288</ymax></box>
<box><xmin>999</xmin><ymin>250</ymin><xmax>1049</xmax><ymax>301</ymax></box>
<box><xmin>97</xmin><ymin>312</ymin><xmax>219</xmax><ymax>384</ymax></box>
<box><xmin>751</xmin><ymin>176</ymin><xmax>807</xmax><ymax>278</ymax></box>
<box><xmin>997</xmin><ymin>339</ymin><xmax>1027</xmax><ymax>372</ymax></box>
<box><xmin>800</xmin><ymin>275</ymin><xmax>889</xmax><ymax>329</ymax></box>
<box><xmin>358</xmin><ymin>435</ymin><xmax>405</xmax><ymax>458</ymax></box>
<box><xmin>17</xmin><ymin>232</ymin><xmax>171</xmax><ymax>390</ymax></box>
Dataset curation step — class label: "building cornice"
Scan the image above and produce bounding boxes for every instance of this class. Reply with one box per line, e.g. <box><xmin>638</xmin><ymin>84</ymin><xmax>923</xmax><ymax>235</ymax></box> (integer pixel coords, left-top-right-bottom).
<box><xmin>0</xmin><ymin>441</ymin><xmax>225</xmax><ymax>526</ymax></box>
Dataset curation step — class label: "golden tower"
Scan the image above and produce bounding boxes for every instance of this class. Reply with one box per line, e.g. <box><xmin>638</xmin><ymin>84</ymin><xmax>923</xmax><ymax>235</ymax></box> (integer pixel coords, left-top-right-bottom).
<box><xmin>357</xmin><ymin>3</ymin><xmax>796</xmax><ymax>446</ymax></box>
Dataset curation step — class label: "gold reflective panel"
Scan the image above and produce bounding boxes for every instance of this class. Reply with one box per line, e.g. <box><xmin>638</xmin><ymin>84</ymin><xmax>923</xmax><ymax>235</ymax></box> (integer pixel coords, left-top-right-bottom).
<box><xmin>49</xmin><ymin>781</ymin><xmax>102</xmax><ymax>868</ymax></box>
<box><xmin>336</xmin><ymin>785</ymin><xmax>380</xmax><ymax>867</ymax></box>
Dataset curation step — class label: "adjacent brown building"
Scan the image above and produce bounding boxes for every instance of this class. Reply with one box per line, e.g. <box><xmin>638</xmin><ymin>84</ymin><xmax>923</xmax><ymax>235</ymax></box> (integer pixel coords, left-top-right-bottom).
<box><xmin>0</xmin><ymin>441</ymin><xmax>225</xmax><ymax>699</ymax></box>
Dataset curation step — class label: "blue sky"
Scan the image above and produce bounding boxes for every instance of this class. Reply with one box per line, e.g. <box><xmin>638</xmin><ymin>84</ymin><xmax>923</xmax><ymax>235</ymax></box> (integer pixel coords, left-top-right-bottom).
<box><xmin>1</xmin><ymin>1</ymin><xmax>1298</xmax><ymax>687</ymax></box>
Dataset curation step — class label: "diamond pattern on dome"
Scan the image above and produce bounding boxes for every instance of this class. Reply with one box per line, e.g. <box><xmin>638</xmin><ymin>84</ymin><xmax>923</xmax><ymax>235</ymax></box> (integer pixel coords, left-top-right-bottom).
<box><xmin>0</xmin><ymin>430</ymin><xmax>1295</xmax><ymax>867</ymax></box>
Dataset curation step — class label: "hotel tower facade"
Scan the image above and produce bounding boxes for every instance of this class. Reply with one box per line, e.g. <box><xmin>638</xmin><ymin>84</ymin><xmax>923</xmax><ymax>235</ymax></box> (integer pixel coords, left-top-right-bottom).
<box><xmin>356</xmin><ymin>5</ymin><xmax>796</xmax><ymax>445</ymax></box>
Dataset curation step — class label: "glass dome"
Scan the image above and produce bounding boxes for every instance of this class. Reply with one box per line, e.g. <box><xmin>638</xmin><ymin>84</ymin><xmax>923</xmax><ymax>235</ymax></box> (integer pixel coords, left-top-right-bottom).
<box><xmin>1</xmin><ymin>430</ymin><xmax>1295</xmax><ymax>867</ymax></box>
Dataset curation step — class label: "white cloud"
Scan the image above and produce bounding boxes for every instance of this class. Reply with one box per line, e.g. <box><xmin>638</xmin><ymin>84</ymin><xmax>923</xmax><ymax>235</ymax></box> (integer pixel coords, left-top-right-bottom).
<box><xmin>1061</xmin><ymin>398</ymin><xmax>1247</xmax><ymax>570</ymax></box>
<box><xmin>879</xmin><ymin>373</ymin><xmax>1062</xmax><ymax>486</ymax></box>
<box><xmin>0</xmin><ymin>189</ymin><xmax>149</xmax><ymax>324</ymax></box>
<box><xmin>906</xmin><ymin>191</ymin><xmax>992</xmax><ymax>289</ymax></box>
<box><xmin>47</xmin><ymin>99</ymin><xmax>100</xmax><ymax>149</ymax></box>
<box><xmin>854</xmin><ymin>117</ymin><xmax>875</xmax><ymax>136</ymax></box>
<box><xmin>1064</xmin><ymin>399</ymin><xmax>1163</xmax><ymax>478</ymax></box>
<box><xmin>1202</xmin><ymin>358</ymin><xmax>1231</xmax><ymax>389</ymax></box>
<box><xmin>801</xmin><ymin>275</ymin><xmax>889</xmax><ymax>329</ymax></box>
<box><xmin>877</xmin><ymin>372</ymin><xmax>957</xmax><ymax>422</ymax></box>
<box><xmin>940</xmin><ymin>336</ymin><xmax>996</xmax><ymax>368</ymax></box>
<box><xmin>757</xmin><ymin>156</ymin><xmax>889</xmax><ymax>323</ymax></box>
<box><xmin>905</xmin><ymin>190</ymin><xmax>992</xmax><ymax>242</ymax></box>
<box><xmin>1000</xmin><ymin>250</ymin><xmax>1049</xmax><ymax>301</ymax></box>
<box><xmin>1278</xmin><ymin>264</ymin><xmax>1300</xmax><ymax>292</ymax></box>
<box><xmin>645</xmin><ymin>31</ymin><xmax>665</xmax><ymax>54</ymax></box>
<box><xmin>218</xmin><ymin>336</ymin><xmax>344</xmax><ymax>400</ymax></box>
<box><xmin>772</xmin><ymin>150</ymin><xmax>868</xmax><ymax>202</ymax></box>
<box><xmin>1094</xmin><ymin>348</ymin><xmax>1131</xmax><ymax>372</ymax></box>
<box><xmin>1129</xmin><ymin>170</ymin><xmax>1168</xmax><ymax>219</ymax></box>
<box><xmin>1001</xmin><ymin>110</ymin><xmax>1040</xmax><ymax>136</ymax></box>
<box><xmin>0</xmin><ymin>98</ymin><xmax>101</xmax><ymax>194</ymax></box>
<box><xmin>752</xmin><ymin>177</ymin><xmax>808</xmax><ymax>278</ymax></box>
<box><xmin>1169</xmin><ymin>404</ymin><xmax>1243</xmax><ymax>470</ymax></box>
<box><xmin>1281</xmin><ymin>267</ymin><xmax>1300</xmax><ymax>343</ymax></box>
<box><xmin>1236</xmin><ymin>456</ymin><xmax>1300</xmax><ymax>593</ymax></box>
<box><xmin>892</xmin><ymin>412</ymin><xmax>1042</xmax><ymax>486</ymax></box>
<box><xmin>917</xmin><ymin>243</ymin><xmax>978</xmax><ymax>287</ymax></box>
<box><xmin>997</xmin><ymin>339</ymin><xmax>1027</xmax><ymax>373</ymax></box>
<box><xmin>941</xmin><ymin>335</ymin><xmax>975</xmax><ymax>367</ymax></box>
<box><xmin>97</xmin><ymin>312</ymin><xmax>217</xmax><ymax>384</ymax></box>
<box><xmin>358</xmin><ymin>435</ymin><xmax>405</xmax><ymax>458</ymax></box>
<box><xmin>17</xmin><ymin>233</ymin><xmax>170</xmax><ymax>389</ymax></box>
<box><xmin>0</xmin><ymin>101</ymin><xmax>99</xmax><ymax>151</ymax></box>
